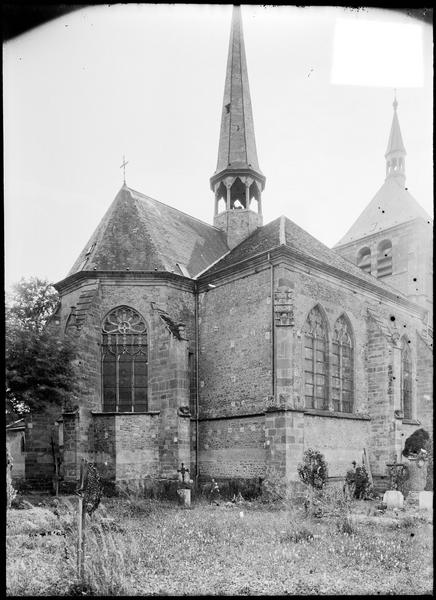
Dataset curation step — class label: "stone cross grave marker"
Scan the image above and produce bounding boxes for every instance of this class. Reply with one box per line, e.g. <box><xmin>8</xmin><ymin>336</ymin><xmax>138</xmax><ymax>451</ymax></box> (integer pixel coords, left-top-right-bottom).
<box><xmin>177</xmin><ymin>462</ymin><xmax>189</xmax><ymax>483</ymax></box>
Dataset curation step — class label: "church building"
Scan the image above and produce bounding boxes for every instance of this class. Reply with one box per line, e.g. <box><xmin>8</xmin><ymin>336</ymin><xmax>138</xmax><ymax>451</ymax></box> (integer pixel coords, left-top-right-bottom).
<box><xmin>21</xmin><ymin>6</ymin><xmax>432</xmax><ymax>494</ymax></box>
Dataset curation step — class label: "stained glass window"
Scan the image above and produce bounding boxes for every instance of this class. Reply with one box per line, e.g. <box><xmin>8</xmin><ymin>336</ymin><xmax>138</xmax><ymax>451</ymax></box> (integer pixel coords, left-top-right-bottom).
<box><xmin>303</xmin><ymin>306</ymin><xmax>328</xmax><ymax>410</ymax></box>
<box><xmin>332</xmin><ymin>315</ymin><xmax>354</xmax><ymax>413</ymax></box>
<box><xmin>101</xmin><ymin>307</ymin><xmax>148</xmax><ymax>412</ymax></box>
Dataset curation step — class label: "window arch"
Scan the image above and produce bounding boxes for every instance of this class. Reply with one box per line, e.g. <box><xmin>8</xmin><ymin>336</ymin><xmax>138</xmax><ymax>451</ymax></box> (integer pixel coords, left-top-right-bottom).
<box><xmin>303</xmin><ymin>305</ymin><xmax>329</xmax><ymax>410</ymax></box>
<box><xmin>332</xmin><ymin>315</ymin><xmax>354</xmax><ymax>413</ymax></box>
<box><xmin>401</xmin><ymin>337</ymin><xmax>412</xmax><ymax>420</ymax></box>
<box><xmin>101</xmin><ymin>306</ymin><xmax>148</xmax><ymax>412</ymax></box>
<box><xmin>357</xmin><ymin>247</ymin><xmax>371</xmax><ymax>274</ymax></box>
<box><xmin>377</xmin><ymin>240</ymin><xmax>393</xmax><ymax>278</ymax></box>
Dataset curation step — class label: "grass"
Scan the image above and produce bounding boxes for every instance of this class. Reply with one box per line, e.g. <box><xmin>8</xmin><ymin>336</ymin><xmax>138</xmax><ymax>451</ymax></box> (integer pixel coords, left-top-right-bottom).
<box><xmin>6</xmin><ymin>495</ymin><xmax>433</xmax><ymax>596</ymax></box>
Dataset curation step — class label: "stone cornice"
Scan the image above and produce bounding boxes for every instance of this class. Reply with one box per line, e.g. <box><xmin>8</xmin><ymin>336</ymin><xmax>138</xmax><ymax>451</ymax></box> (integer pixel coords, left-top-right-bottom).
<box><xmin>198</xmin><ymin>408</ymin><xmax>371</xmax><ymax>421</ymax></box>
<box><xmin>197</xmin><ymin>411</ymin><xmax>265</xmax><ymax>422</ymax></box>
<box><xmin>54</xmin><ymin>270</ymin><xmax>195</xmax><ymax>295</ymax></box>
<box><xmin>303</xmin><ymin>409</ymin><xmax>371</xmax><ymax>421</ymax></box>
<box><xmin>91</xmin><ymin>411</ymin><xmax>161</xmax><ymax>417</ymax></box>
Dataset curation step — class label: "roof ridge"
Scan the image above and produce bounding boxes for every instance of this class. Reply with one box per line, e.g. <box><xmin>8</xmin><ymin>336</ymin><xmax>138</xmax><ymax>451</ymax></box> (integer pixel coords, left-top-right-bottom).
<box><xmin>279</xmin><ymin>215</ymin><xmax>286</xmax><ymax>245</ymax></box>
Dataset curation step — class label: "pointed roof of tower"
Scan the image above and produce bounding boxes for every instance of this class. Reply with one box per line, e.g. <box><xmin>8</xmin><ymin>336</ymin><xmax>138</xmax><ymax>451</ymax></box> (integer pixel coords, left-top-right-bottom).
<box><xmin>334</xmin><ymin>180</ymin><xmax>431</xmax><ymax>246</ymax></box>
<box><xmin>213</xmin><ymin>5</ymin><xmax>263</xmax><ymax>179</ymax></box>
<box><xmin>66</xmin><ymin>186</ymin><xmax>229</xmax><ymax>278</ymax></box>
<box><xmin>385</xmin><ymin>97</ymin><xmax>406</xmax><ymax>157</ymax></box>
<box><xmin>335</xmin><ymin>98</ymin><xmax>431</xmax><ymax>247</ymax></box>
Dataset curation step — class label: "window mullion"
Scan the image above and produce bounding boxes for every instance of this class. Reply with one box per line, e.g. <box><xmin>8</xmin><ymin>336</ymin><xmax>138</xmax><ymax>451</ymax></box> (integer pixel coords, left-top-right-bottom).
<box><xmin>115</xmin><ymin>333</ymin><xmax>120</xmax><ymax>412</ymax></box>
<box><xmin>339</xmin><ymin>342</ymin><xmax>343</xmax><ymax>412</ymax></box>
<box><xmin>132</xmin><ymin>353</ymin><xmax>135</xmax><ymax>412</ymax></box>
<box><xmin>313</xmin><ymin>334</ymin><xmax>317</xmax><ymax>409</ymax></box>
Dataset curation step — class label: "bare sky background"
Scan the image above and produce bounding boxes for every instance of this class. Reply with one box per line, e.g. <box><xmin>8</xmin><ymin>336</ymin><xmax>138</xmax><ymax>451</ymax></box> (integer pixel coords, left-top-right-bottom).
<box><xmin>3</xmin><ymin>5</ymin><xmax>433</xmax><ymax>289</ymax></box>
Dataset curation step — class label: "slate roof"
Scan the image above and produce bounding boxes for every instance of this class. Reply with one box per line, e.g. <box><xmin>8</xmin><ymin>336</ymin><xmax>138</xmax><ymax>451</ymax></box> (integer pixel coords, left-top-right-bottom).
<box><xmin>335</xmin><ymin>178</ymin><xmax>432</xmax><ymax>247</ymax></box>
<box><xmin>385</xmin><ymin>101</ymin><xmax>406</xmax><ymax>156</ymax></box>
<box><xmin>201</xmin><ymin>215</ymin><xmax>411</xmax><ymax>298</ymax></box>
<box><xmin>6</xmin><ymin>419</ymin><xmax>25</xmax><ymax>431</ymax></box>
<box><xmin>213</xmin><ymin>5</ymin><xmax>262</xmax><ymax>177</ymax></box>
<box><xmin>67</xmin><ymin>186</ymin><xmax>229</xmax><ymax>278</ymax></box>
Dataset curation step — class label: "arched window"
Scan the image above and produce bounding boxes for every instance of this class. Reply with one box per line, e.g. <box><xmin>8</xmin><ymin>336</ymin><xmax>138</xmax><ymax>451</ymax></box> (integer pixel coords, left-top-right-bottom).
<box><xmin>357</xmin><ymin>247</ymin><xmax>371</xmax><ymax>274</ymax></box>
<box><xmin>20</xmin><ymin>435</ymin><xmax>26</xmax><ymax>453</ymax></box>
<box><xmin>332</xmin><ymin>315</ymin><xmax>354</xmax><ymax>413</ymax></box>
<box><xmin>377</xmin><ymin>240</ymin><xmax>393</xmax><ymax>278</ymax></box>
<box><xmin>102</xmin><ymin>307</ymin><xmax>148</xmax><ymax>412</ymax></box>
<box><xmin>303</xmin><ymin>306</ymin><xmax>328</xmax><ymax>410</ymax></box>
<box><xmin>401</xmin><ymin>338</ymin><xmax>412</xmax><ymax>420</ymax></box>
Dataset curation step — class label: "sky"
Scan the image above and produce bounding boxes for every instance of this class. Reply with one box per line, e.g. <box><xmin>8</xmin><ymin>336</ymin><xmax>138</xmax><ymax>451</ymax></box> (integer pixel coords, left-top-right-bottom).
<box><xmin>3</xmin><ymin>4</ymin><xmax>433</xmax><ymax>290</ymax></box>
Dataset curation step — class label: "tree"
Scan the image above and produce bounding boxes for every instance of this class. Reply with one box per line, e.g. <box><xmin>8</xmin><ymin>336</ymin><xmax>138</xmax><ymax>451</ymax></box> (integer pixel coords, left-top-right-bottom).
<box><xmin>5</xmin><ymin>277</ymin><xmax>76</xmax><ymax>420</ymax></box>
<box><xmin>6</xmin><ymin>276</ymin><xmax>59</xmax><ymax>333</ymax></box>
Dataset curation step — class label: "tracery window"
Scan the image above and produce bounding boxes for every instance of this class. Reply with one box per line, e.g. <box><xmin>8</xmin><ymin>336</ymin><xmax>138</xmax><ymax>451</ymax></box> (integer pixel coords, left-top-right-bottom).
<box><xmin>377</xmin><ymin>240</ymin><xmax>393</xmax><ymax>278</ymax></box>
<box><xmin>303</xmin><ymin>306</ymin><xmax>328</xmax><ymax>410</ymax></box>
<box><xmin>401</xmin><ymin>338</ymin><xmax>412</xmax><ymax>420</ymax></box>
<box><xmin>101</xmin><ymin>307</ymin><xmax>148</xmax><ymax>412</ymax></box>
<box><xmin>332</xmin><ymin>315</ymin><xmax>354</xmax><ymax>413</ymax></box>
<box><xmin>357</xmin><ymin>247</ymin><xmax>371</xmax><ymax>274</ymax></box>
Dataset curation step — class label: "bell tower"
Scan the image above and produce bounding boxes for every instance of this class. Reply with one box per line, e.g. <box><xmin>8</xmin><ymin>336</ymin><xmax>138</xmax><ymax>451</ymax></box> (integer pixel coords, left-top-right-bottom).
<box><xmin>210</xmin><ymin>5</ymin><xmax>266</xmax><ymax>249</ymax></box>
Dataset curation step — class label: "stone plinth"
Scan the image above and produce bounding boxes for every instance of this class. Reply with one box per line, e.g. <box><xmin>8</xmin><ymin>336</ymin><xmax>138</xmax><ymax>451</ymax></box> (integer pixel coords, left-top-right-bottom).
<box><xmin>177</xmin><ymin>488</ymin><xmax>191</xmax><ymax>508</ymax></box>
<box><xmin>383</xmin><ymin>490</ymin><xmax>404</xmax><ymax>510</ymax></box>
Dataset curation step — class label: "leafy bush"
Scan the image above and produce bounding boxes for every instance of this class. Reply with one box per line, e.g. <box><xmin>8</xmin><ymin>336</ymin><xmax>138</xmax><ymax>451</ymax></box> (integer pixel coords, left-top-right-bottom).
<box><xmin>388</xmin><ymin>464</ymin><xmax>409</xmax><ymax>495</ymax></box>
<box><xmin>402</xmin><ymin>428</ymin><xmax>430</xmax><ymax>457</ymax></box>
<box><xmin>345</xmin><ymin>463</ymin><xmax>371</xmax><ymax>499</ymax></box>
<box><xmin>297</xmin><ymin>449</ymin><xmax>328</xmax><ymax>490</ymax></box>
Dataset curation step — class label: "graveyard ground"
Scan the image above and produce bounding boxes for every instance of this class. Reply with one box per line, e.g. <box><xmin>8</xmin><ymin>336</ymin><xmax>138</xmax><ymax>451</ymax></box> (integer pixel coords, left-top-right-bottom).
<box><xmin>6</xmin><ymin>493</ymin><xmax>433</xmax><ymax>596</ymax></box>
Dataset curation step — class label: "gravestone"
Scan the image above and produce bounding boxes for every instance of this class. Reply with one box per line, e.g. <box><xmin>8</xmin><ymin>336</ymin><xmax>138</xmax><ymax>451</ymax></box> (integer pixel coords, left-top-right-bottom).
<box><xmin>383</xmin><ymin>489</ymin><xmax>404</xmax><ymax>510</ymax></box>
<box><xmin>403</xmin><ymin>454</ymin><xmax>428</xmax><ymax>498</ymax></box>
<box><xmin>177</xmin><ymin>488</ymin><xmax>191</xmax><ymax>507</ymax></box>
<box><xmin>418</xmin><ymin>491</ymin><xmax>433</xmax><ymax>511</ymax></box>
<box><xmin>176</xmin><ymin>463</ymin><xmax>191</xmax><ymax>508</ymax></box>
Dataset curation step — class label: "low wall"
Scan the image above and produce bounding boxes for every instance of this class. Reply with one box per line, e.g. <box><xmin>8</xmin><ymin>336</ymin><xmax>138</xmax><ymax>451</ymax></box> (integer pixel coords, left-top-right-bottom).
<box><xmin>92</xmin><ymin>413</ymin><xmax>160</xmax><ymax>483</ymax></box>
<box><xmin>198</xmin><ymin>415</ymin><xmax>266</xmax><ymax>479</ymax></box>
<box><xmin>303</xmin><ymin>413</ymin><xmax>371</xmax><ymax>478</ymax></box>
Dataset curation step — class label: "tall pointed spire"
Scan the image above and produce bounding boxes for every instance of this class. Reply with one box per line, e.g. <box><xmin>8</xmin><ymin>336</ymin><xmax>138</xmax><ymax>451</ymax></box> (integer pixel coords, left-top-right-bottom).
<box><xmin>210</xmin><ymin>5</ymin><xmax>265</xmax><ymax>249</ymax></box>
<box><xmin>385</xmin><ymin>93</ymin><xmax>406</xmax><ymax>185</ymax></box>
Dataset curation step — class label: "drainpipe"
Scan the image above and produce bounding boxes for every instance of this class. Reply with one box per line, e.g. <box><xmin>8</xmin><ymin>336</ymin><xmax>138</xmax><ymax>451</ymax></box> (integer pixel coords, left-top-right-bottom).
<box><xmin>268</xmin><ymin>252</ymin><xmax>275</xmax><ymax>399</ymax></box>
<box><xmin>194</xmin><ymin>281</ymin><xmax>200</xmax><ymax>487</ymax></box>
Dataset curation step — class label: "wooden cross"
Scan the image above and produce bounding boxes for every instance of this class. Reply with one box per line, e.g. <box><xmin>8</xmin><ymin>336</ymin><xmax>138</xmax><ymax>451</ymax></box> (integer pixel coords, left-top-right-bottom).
<box><xmin>120</xmin><ymin>155</ymin><xmax>129</xmax><ymax>184</ymax></box>
<box><xmin>177</xmin><ymin>462</ymin><xmax>189</xmax><ymax>483</ymax></box>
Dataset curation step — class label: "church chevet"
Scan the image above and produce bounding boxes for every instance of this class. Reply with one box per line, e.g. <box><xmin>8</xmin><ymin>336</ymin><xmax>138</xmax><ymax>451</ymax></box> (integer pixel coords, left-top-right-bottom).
<box><xmin>19</xmin><ymin>6</ymin><xmax>433</xmax><ymax>495</ymax></box>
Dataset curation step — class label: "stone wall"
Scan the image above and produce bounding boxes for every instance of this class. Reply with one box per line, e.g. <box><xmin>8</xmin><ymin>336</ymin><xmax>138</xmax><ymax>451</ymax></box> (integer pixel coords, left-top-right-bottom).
<box><xmin>92</xmin><ymin>413</ymin><xmax>160</xmax><ymax>482</ymax></box>
<box><xmin>303</xmin><ymin>413</ymin><xmax>371</xmax><ymax>478</ymax></box>
<box><xmin>199</xmin><ymin>269</ymin><xmax>272</xmax><ymax>418</ymax></box>
<box><xmin>56</xmin><ymin>274</ymin><xmax>194</xmax><ymax>485</ymax></box>
<box><xmin>198</xmin><ymin>415</ymin><xmax>266</xmax><ymax>478</ymax></box>
<box><xmin>416</xmin><ymin>335</ymin><xmax>433</xmax><ymax>433</ymax></box>
<box><xmin>24</xmin><ymin>407</ymin><xmax>60</xmax><ymax>490</ymax></box>
<box><xmin>335</xmin><ymin>218</ymin><xmax>432</xmax><ymax>313</ymax></box>
<box><xmin>6</xmin><ymin>431</ymin><xmax>25</xmax><ymax>481</ymax></box>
